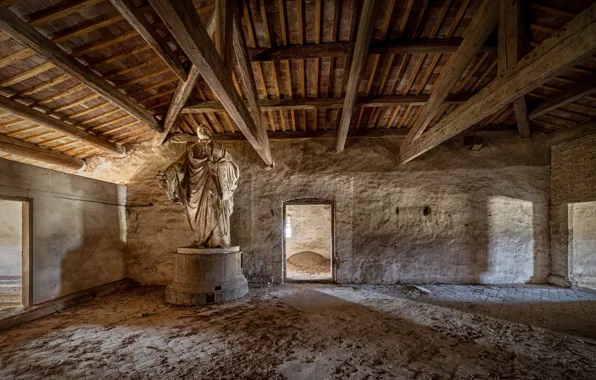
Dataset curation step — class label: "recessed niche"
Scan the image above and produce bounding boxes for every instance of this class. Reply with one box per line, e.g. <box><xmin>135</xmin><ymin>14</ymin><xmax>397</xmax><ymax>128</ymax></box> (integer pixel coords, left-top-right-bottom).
<box><xmin>423</xmin><ymin>206</ymin><xmax>431</xmax><ymax>216</ymax></box>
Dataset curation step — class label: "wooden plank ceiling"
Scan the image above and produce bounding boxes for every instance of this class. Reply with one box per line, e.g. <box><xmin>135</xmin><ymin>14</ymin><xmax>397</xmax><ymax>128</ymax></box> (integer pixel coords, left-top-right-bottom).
<box><xmin>0</xmin><ymin>0</ymin><xmax>594</xmax><ymax>171</ymax></box>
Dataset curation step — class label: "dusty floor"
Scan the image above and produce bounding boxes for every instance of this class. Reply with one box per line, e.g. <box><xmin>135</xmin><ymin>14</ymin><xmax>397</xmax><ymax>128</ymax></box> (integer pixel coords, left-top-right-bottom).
<box><xmin>286</xmin><ymin>261</ymin><xmax>332</xmax><ymax>280</ymax></box>
<box><xmin>0</xmin><ymin>284</ymin><xmax>595</xmax><ymax>380</ymax></box>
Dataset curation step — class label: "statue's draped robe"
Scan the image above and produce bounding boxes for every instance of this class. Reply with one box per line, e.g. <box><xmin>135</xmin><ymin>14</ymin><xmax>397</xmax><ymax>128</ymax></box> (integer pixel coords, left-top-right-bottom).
<box><xmin>162</xmin><ymin>141</ymin><xmax>239</xmax><ymax>247</ymax></box>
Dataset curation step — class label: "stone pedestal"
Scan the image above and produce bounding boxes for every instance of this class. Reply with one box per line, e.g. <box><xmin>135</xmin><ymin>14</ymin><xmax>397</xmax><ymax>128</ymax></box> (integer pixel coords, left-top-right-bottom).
<box><xmin>165</xmin><ymin>246</ymin><xmax>248</xmax><ymax>306</ymax></box>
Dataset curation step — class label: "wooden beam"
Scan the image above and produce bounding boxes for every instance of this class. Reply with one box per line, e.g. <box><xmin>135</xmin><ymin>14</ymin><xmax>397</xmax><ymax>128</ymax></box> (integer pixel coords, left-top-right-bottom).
<box><xmin>399</xmin><ymin>2</ymin><xmax>596</xmax><ymax>163</ymax></box>
<box><xmin>0</xmin><ymin>133</ymin><xmax>86</xmax><ymax>171</ymax></box>
<box><xmin>108</xmin><ymin>0</ymin><xmax>188</xmax><ymax>81</ymax></box>
<box><xmin>547</xmin><ymin>119</ymin><xmax>596</xmax><ymax>145</ymax></box>
<box><xmin>149</xmin><ymin>0</ymin><xmax>271</xmax><ymax>165</ymax></box>
<box><xmin>0</xmin><ymin>134</ymin><xmax>87</xmax><ymax>171</ymax></box>
<box><xmin>152</xmin><ymin>14</ymin><xmax>216</xmax><ymax>146</ymax></box>
<box><xmin>171</xmin><ymin>125</ymin><xmax>514</xmax><ymax>142</ymax></box>
<box><xmin>153</xmin><ymin>66</ymin><xmax>200</xmax><ymax>145</ymax></box>
<box><xmin>529</xmin><ymin>77</ymin><xmax>596</xmax><ymax>120</ymax></box>
<box><xmin>499</xmin><ymin>0</ymin><xmax>531</xmax><ymax>138</ymax></box>
<box><xmin>512</xmin><ymin>98</ymin><xmax>531</xmax><ymax>137</ymax></box>
<box><xmin>183</xmin><ymin>94</ymin><xmax>472</xmax><ymax>113</ymax></box>
<box><xmin>214</xmin><ymin>0</ymin><xmax>233</xmax><ymax>73</ymax></box>
<box><xmin>0</xmin><ymin>5</ymin><xmax>161</xmax><ymax>132</ymax></box>
<box><xmin>402</xmin><ymin>0</ymin><xmax>498</xmax><ymax>147</ymax></box>
<box><xmin>233</xmin><ymin>6</ymin><xmax>262</xmax><ymax>130</ymax></box>
<box><xmin>0</xmin><ymin>95</ymin><xmax>124</xmax><ymax>155</ymax></box>
<box><xmin>249</xmin><ymin>39</ymin><xmax>498</xmax><ymax>61</ymax></box>
<box><xmin>336</xmin><ymin>0</ymin><xmax>378</xmax><ymax>152</ymax></box>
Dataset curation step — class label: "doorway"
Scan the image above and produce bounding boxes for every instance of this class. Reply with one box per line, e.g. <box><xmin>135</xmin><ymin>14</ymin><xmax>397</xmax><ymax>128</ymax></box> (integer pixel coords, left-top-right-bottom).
<box><xmin>283</xmin><ymin>201</ymin><xmax>333</xmax><ymax>281</ymax></box>
<box><xmin>0</xmin><ymin>198</ymin><xmax>31</xmax><ymax>310</ymax></box>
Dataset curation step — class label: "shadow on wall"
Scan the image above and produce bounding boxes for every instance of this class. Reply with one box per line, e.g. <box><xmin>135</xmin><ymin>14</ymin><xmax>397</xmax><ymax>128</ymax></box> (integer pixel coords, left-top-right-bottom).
<box><xmin>352</xmin><ymin>174</ymin><xmax>548</xmax><ymax>284</ymax></box>
<box><xmin>59</xmin><ymin>198</ymin><xmax>126</xmax><ymax>302</ymax></box>
<box><xmin>463</xmin><ymin>193</ymin><xmax>546</xmax><ymax>284</ymax></box>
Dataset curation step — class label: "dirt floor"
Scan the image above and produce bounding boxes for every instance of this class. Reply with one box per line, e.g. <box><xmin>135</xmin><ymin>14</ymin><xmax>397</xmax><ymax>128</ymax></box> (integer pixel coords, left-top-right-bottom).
<box><xmin>0</xmin><ymin>284</ymin><xmax>595</xmax><ymax>379</ymax></box>
<box><xmin>286</xmin><ymin>251</ymin><xmax>331</xmax><ymax>280</ymax></box>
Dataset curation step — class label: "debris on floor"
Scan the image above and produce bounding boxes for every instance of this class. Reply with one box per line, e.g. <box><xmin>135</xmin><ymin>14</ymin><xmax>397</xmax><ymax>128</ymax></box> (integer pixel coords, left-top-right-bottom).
<box><xmin>0</xmin><ymin>284</ymin><xmax>595</xmax><ymax>379</ymax></box>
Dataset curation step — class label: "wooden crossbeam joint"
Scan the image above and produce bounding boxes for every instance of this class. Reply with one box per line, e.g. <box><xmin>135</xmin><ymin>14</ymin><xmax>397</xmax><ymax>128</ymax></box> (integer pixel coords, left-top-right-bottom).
<box><xmin>399</xmin><ymin>2</ymin><xmax>596</xmax><ymax>163</ymax></box>
<box><xmin>149</xmin><ymin>0</ymin><xmax>271</xmax><ymax>165</ymax></box>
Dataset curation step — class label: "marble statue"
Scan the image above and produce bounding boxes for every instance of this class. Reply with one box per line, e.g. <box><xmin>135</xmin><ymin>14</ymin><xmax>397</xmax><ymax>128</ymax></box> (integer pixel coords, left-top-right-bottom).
<box><xmin>157</xmin><ymin>125</ymin><xmax>239</xmax><ymax>248</ymax></box>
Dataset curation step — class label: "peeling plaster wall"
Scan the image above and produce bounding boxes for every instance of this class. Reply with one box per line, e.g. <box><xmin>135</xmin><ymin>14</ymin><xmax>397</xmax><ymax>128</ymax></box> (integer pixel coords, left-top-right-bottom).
<box><xmin>0</xmin><ymin>200</ymin><xmax>22</xmax><ymax>277</ymax></box>
<box><xmin>0</xmin><ymin>159</ymin><xmax>126</xmax><ymax>304</ymax></box>
<box><xmin>551</xmin><ymin>134</ymin><xmax>596</xmax><ymax>287</ymax></box>
<box><xmin>285</xmin><ymin>205</ymin><xmax>332</xmax><ymax>259</ymax></box>
<box><xmin>86</xmin><ymin>132</ymin><xmax>550</xmax><ymax>286</ymax></box>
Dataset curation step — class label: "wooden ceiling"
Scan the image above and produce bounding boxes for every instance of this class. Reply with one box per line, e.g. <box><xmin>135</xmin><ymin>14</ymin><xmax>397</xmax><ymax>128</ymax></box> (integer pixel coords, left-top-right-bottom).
<box><xmin>0</xmin><ymin>0</ymin><xmax>594</xmax><ymax>171</ymax></box>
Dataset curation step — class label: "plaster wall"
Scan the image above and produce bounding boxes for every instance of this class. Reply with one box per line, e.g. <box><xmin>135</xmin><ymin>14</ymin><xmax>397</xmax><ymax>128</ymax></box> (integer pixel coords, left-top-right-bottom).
<box><xmin>285</xmin><ymin>204</ymin><xmax>331</xmax><ymax>259</ymax></box>
<box><xmin>0</xmin><ymin>200</ymin><xmax>22</xmax><ymax>277</ymax></box>
<box><xmin>0</xmin><ymin>159</ymin><xmax>126</xmax><ymax>304</ymax></box>
<box><xmin>569</xmin><ymin>202</ymin><xmax>596</xmax><ymax>288</ymax></box>
<box><xmin>87</xmin><ymin>132</ymin><xmax>550</xmax><ymax>286</ymax></box>
<box><xmin>550</xmin><ymin>133</ymin><xmax>596</xmax><ymax>286</ymax></box>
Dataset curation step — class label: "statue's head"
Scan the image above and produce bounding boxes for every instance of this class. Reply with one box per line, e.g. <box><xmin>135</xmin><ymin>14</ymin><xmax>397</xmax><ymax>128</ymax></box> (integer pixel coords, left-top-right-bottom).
<box><xmin>196</xmin><ymin>124</ymin><xmax>212</xmax><ymax>140</ymax></box>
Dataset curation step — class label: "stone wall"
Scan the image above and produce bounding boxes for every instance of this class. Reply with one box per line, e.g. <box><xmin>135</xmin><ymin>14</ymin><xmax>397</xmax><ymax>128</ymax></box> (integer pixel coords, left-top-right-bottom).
<box><xmin>550</xmin><ymin>134</ymin><xmax>596</xmax><ymax>287</ymax></box>
<box><xmin>0</xmin><ymin>200</ymin><xmax>22</xmax><ymax>277</ymax></box>
<box><xmin>0</xmin><ymin>159</ymin><xmax>126</xmax><ymax>304</ymax></box>
<box><xmin>285</xmin><ymin>204</ymin><xmax>332</xmax><ymax>259</ymax></box>
<box><xmin>87</xmin><ymin>131</ymin><xmax>550</xmax><ymax>286</ymax></box>
<box><xmin>569</xmin><ymin>202</ymin><xmax>596</xmax><ymax>288</ymax></box>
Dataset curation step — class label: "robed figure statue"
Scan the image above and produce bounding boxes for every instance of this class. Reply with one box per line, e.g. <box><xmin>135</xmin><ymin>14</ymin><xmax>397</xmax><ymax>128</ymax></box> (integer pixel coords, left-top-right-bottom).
<box><xmin>157</xmin><ymin>125</ymin><xmax>239</xmax><ymax>248</ymax></box>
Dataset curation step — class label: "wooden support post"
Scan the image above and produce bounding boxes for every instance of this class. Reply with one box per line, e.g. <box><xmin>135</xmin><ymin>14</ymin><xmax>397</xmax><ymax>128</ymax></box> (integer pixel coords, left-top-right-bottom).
<box><xmin>108</xmin><ymin>0</ymin><xmax>188</xmax><ymax>81</ymax></box>
<box><xmin>153</xmin><ymin>15</ymin><xmax>217</xmax><ymax>146</ymax></box>
<box><xmin>499</xmin><ymin>0</ymin><xmax>531</xmax><ymax>138</ymax></box>
<box><xmin>215</xmin><ymin>0</ymin><xmax>233</xmax><ymax>74</ymax></box>
<box><xmin>399</xmin><ymin>2</ymin><xmax>596</xmax><ymax>163</ymax></box>
<box><xmin>233</xmin><ymin>7</ymin><xmax>263</xmax><ymax>130</ymax></box>
<box><xmin>153</xmin><ymin>66</ymin><xmax>201</xmax><ymax>145</ymax></box>
<box><xmin>402</xmin><ymin>0</ymin><xmax>499</xmax><ymax>148</ymax></box>
<box><xmin>0</xmin><ymin>95</ymin><xmax>124</xmax><ymax>155</ymax></box>
<box><xmin>149</xmin><ymin>0</ymin><xmax>272</xmax><ymax>165</ymax></box>
<box><xmin>0</xmin><ymin>5</ymin><xmax>161</xmax><ymax>132</ymax></box>
<box><xmin>336</xmin><ymin>0</ymin><xmax>378</xmax><ymax>152</ymax></box>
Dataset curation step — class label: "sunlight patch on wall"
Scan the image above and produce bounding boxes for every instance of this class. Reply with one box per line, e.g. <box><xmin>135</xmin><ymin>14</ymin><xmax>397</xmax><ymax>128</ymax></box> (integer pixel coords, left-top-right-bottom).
<box><xmin>484</xmin><ymin>196</ymin><xmax>534</xmax><ymax>283</ymax></box>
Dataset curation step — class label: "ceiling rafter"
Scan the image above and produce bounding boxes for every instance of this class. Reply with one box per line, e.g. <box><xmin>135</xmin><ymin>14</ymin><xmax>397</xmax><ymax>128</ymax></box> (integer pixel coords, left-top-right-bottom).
<box><xmin>108</xmin><ymin>0</ymin><xmax>188</xmax><ymax>81</ymax></box>
<box><xmin>0</xmin><ymin>4</ymin><xmax>162</xmax><ymax>132</ymax></box>
<box><xmin>402</xmin><ymin>0</ymin><xmax>499</xmax><ymax>148</ymax></box>
<box><xmin>400</xmin><ymin>2</ymin><xmax>596</xmax><ymax>163</ymax></box>
<box><xmin>336</xmin><ymin>0</ymin><xmax>379</xmax><ymax>152</ymax></box>
<box><xmin>148</xmin><ymin>0</ymin><xmax>271</xmax><ymax>165</ymax></box>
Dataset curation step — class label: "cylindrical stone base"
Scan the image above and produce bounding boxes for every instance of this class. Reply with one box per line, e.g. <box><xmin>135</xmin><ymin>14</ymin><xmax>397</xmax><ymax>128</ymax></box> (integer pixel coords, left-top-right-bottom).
<box><xmin>165</xmin><ymin>246</ymin><xmax>248</xmax><ymax>306</ymax></box>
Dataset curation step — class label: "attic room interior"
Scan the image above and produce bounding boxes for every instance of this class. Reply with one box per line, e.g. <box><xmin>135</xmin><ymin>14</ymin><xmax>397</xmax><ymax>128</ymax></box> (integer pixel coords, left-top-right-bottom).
<box><xmin>0</xmin><ymin>0</ymin><xmax>595</xmax><ymax>378</ymax></box>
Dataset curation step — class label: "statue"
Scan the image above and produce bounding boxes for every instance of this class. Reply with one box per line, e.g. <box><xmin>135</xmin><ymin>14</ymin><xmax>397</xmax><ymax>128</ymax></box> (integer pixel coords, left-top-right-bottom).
<box><xmin>158</xmin><ymin>124</ymin><xmax>248</xmax><ymax>306</ymax></box>
<box><xmin>157</xmin><ymin>125</ymin><xmax>239</xmax><ymax>248</ymax></box>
